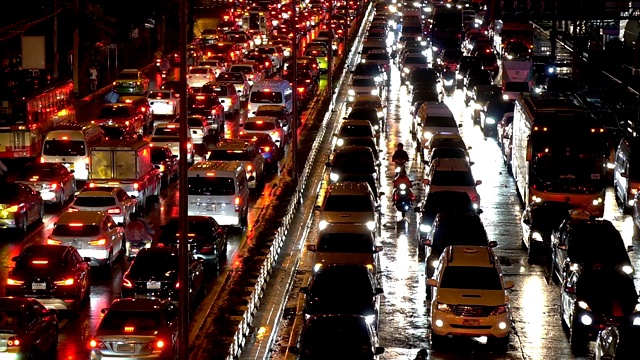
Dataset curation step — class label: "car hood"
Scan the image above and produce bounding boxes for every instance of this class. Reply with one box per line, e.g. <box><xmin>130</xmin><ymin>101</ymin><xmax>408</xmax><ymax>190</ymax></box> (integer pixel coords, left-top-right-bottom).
<box><xmin>436</xmin><ymin>288</ymin><xmax>507</xmax><ymax>306</ymax></box>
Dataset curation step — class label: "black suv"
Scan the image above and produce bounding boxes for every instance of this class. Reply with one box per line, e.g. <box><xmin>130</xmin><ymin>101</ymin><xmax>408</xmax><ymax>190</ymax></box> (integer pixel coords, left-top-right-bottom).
<box><xmin>424</xmin><ymin>212</ymin><xmax>496</xmax><ymax>280</ymax></box>
<box><xmin>561</xmin><ymin>268</ymin><xmax>640</xmax><ymax>353</ymax></box>
<box><xmin>158</xmin><ymin>215</ymin><xmax>228</xmax><ymax>273</ymax></box>
<box><xmin>520</xmin><ymin>201</ymin><xmax>572</xmax><ymax>264</ymax></box>
<box><xmin>414</xmin><ymin>191</ymin><xmax>481</xmax><ymax>252</ymax></box>
<box><xmin>551</xmin><ymin>219</ymin><xmax>634</xmax><ymax>284</ymax></box>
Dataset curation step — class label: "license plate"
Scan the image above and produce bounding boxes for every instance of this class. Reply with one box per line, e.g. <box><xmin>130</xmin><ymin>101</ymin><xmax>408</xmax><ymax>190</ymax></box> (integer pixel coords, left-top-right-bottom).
<box><xmin>72</xmin><ymin>242</ymin><xmax>82</xmax><ymax>249</ymax></box>
<box><xmin>147</xmin><ymin>281</ymin><xmax>161</xmax><ymax>290</ymax></box>
<box><xmin>32</xmin><ymin>282</ymin><xmax>46</xmax><ymax>290</ymax></box>
<box><xmin>463</xmin><ymin>319</ymin><xmax>480</xmax><ymax>326</ymax></box>
<box><xmin>201</xmin><ymin>204</ymin><xmax>217</xmax><ymax>212</ymax></box>
<box><xmin>117</xmin><ymin>343</ymin><xmax>135</xmax><ymax>352</ymax></box>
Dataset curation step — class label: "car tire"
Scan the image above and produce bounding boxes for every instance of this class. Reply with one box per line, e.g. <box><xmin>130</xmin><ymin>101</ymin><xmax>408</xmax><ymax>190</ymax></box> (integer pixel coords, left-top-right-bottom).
<box><xmin>569</xmin><ymin>319</ymin><xmax>588</xmax><ymax>354</ymax></box>
<box><xmin>430</xmin><ymin>331</ymin><xmax>446</xmax><ymax>350</ymax></box>
<box><xmin>492</xmin><ymin>336</ymin><xmax>509</xmax><ymax>353</ymax></box>
<box><xmin>18</xmin><ymin>217</ymin><xmax>28</xmax><ymax>238</ymax></box>
<box><xmin>240</xmin><ymin>209</ymin><xmax>248</xmax><ymax>228</ymax></box>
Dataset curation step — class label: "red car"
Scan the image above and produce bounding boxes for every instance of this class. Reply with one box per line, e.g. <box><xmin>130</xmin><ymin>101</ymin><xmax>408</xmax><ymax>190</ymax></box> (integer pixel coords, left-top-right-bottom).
<box><xmin>91</xmin><ymin>103</ymin><xmax>146</xmax><ymax>135</ymax></box>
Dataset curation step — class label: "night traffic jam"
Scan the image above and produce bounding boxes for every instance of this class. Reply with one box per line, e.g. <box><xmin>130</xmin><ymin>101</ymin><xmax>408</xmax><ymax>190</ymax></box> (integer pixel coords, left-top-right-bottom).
<box><xmin>0</xmin><ymin>0</ymin><xmax>639</xmax><ymax>359</ymax></box>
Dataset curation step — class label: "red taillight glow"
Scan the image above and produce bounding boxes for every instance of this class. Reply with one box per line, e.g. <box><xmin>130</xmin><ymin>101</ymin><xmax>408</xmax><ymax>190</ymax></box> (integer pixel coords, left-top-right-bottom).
<box><xmin>54</xmin><ymin>278</ymin><xmax>74</xmax><ymax>286</ymax></box>
<box><xmin>7</xmin><ymin>337</ymin><xmax>20</xmax><ymax>347</ymax></box>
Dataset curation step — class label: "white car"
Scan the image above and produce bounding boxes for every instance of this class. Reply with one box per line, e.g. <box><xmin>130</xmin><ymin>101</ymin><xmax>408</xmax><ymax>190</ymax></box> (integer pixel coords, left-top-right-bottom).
<box><xmin>147</xmin><ymin>90</ymin><xmax>179</xmax><ymax>116</ymax></box>
<box><xmin>228</xmin><ymin>63</ymin><xmax>262</xmax><ymax>86</ymax></box>
<box><xmin>217</xmin><ymin>72</ymin><xmax>251</xmax><ymax>101</ymax></box>
<box><xmin>47</xmin><ymin>211</ymin><xmax>125</xmax><ymax>268</ymax></box>
<box><xmin>424</xmin><ymin>158</ymin><xmax>482</xmax><ymax>209</ymax></box>
<box><xmin>315</xmin><ymin>182</ymin><xmax>380</xmax><ymax>234</ymax></box>
<box><xmin>69</xmin><ymin>186</ymin><xmax>137</xmax><ymax>225</ymax></box>
<box><xmin>240</xmin><ymin>116</ymin><xmax>286</xmax><ymax>149</ymax></box>
<box><xmin>427</xmin><ymin>245</ymin><xmax>513</xmax><ymax>351</ymax></box>
<box><xmin>187</xmin><ymin>66</ymin><xmax>216</xmax><ymax>88</ymax></box>
<box><xmin>150</xmin><ymin>123</ymin><xmax>194</xmax><ymax>163</ymax></box>
<box><xmin>199</xmin><ymin>59</ymin><xmax>227</xmax><ymax>77</ymax></box>
<box><xmin>347</xmin><ymin>76</ymin><xmax>379</xmax><ymax>103</ymax></box>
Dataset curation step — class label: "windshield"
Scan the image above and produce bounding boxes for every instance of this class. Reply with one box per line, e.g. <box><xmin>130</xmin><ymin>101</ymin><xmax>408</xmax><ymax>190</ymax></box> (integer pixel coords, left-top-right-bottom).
<box><xmin>431</xmin><ymin>147</ymin><xmax>466</xmax><ymax>160</ymax></box>
<box><xmin>16</xmin><ymin>164</ymin><xmax>59</xmax><ymax>180</ymax></box>
<box><xmin>332</xmin><ymin>152</ymin><xmax>375</xmax><ymax>173</ymax></box>
<box><xmin>353</xmin><ymin>100</ymin><xmax>381</xmax><ymax>109</ymax></box>
<box><xmin>432</xmin><ymin>221</ymin><xmax>489</xmax><ymax>247</ymax></box>
<box><xmin>430</xmin><ymin>170</ymin><xmax>475</xmax><ymax>186</ymax></box>
<box><xmin>0</xmin><ymin>100</ymin><xmax>27</xmax><ymax>124</ymax></box>
<box><xmin>367</xmin><ymin>53</ymin><xmax>389</xmax><ymax>61</ymax></box>
<box><xmin>339</xmin><ymin>125</ymin><xmax>374</xmax><ymax>138</ymax></box>
<box><xmin>244</xmin><ymin>121</ymin><xmax>276</xmax><ymax>130</ymax></box>
<box><xmin>250</xmin><ymin>92</ymin><xmax>283</xmax><ymax>103</ymax></box>
<box><xmin>129</xmin><ymin>251</ymin><xmax>178</xmax><ymax>278</ymax></box>
<box><xmin>188</xmin><ymin>177</ymin><xmax>235</xmax><ymax>196</ymax></box>
<box><xmin>73</xmin><ymin>196</ymin><xmax>116</xmax><ymax>207</ymax></box>
<box><xmin>43</xmin><ymin>140</ymin><xmax>86</xmax><ymax>156</ymax></box>
<box><xmin>424</xmin><ymin>116</ymin><xmax>457</xmax><ymax>128</ymax></box>
<box><xmin>186</xmin><ymin>118</ymin><xmax>204</xmax><ymax>128</ymax></box>
<box><xmin>442</xmin><ymin>50</ymin><xmax>463</xmax><ymax>62</ymax></box>
<box><xmin>208</xmin><ymin>149</ymin><xmax>250</xmax><ymax>161</ymax></box>
<box><xmin>351</xmin><ymin>78</ymin><xmax>376</xmax><ymax>87</ymax></box>
<box><xmin>97</xmin><ymin>106</ymin><xmax>133</xmax><ymax>118</ymax></box>
<box><xmin>575</xmin><ymin>271</ymin><xmax>638</xmax><ymax>315</ymax></box>
<box><xmin>567</xmin><ymin>224</ymin><xmax>628</xmax><ymax>264</ymax></box>
<box><xmin>300</xmin><ymin>318</ymin><xmax>373</xmax><ymax>356</ymax></box>
<box><xmin>348</xmin><ymin>108</ymin><xmax>377</xmax><ymax>120</ymax></box>
<box><xmin>52</xmin><ymin>224</ymin><xmax>101</xmax><ymax>237</ymax></box>
<box><xmin>217</xmin><ymin>73</ymin><xmax>244</xmax><ymax>82</ymax></box>
<box><xmin>229</xmin><ymin>66</ymin><xmax>252</xmax><ymax>74</ymax></box>
<box><xmin>202</xmin><ymin>85</ymin><xmax>228</xmax><ymax>96</ymax></box>
<box><xmin>317</xmin><ymin>233</ymin><xmax>375</xmax><ymax>252</ymax></box>
<box><xmin>440</xmin><ymin>266</ymin><xmax>503</xmax><ymax>290</ymax></box>
<box><xmin>311</xmin><ymin>268</ymin><xmax>374</xmax><ymax>295</ymax></box>
<box><xmin>323</xmin><ymin>195</ymin><xmax>374</xmax><ymax>212</ymax></box>
<box><xmin>255</xmin><ymin>109</ymin><xmax>284</xmax><ymax>117</ymax></box>
<box><xmin>430</xmin><ymin>138</ymin><xmax>465</xmax><ymax>149</ymax></box>
<box><xmin>404</xmin><ymin>56</ymin><xmax>428</xmax><ymax>65</ymax></box>
<box><xmin>100</xmin><ymin>310</ymin><xmax>161</xmax><ymax>333</ymax></box>
<box><xmin>153</xmin><ymin>127</ymin><xmax>180</xmax><ymax>136</ymax></box>
<box><xmin>189</xmin><ymin>68</ymin><xmax>209</xmax><ymax>75</ymax></box>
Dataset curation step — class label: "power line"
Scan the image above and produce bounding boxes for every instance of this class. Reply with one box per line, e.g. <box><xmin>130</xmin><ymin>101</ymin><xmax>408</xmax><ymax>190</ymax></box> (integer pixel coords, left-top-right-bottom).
<box><xmin>0</xmin><ymin>7</ymin><xmax>68</xmax><ymax>43</ymax></box>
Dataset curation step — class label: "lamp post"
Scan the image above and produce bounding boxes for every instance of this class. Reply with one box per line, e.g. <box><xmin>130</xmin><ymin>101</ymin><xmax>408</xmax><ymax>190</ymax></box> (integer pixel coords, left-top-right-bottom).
<box><xmin>178</xmin><ymin>0</ymin><xmax>190</xmax><ymax>358</ymax></box>
<box><xmin>292</xmin><ymin>0</ymin><xmax>298</xmax><ymax>181</ymax></box>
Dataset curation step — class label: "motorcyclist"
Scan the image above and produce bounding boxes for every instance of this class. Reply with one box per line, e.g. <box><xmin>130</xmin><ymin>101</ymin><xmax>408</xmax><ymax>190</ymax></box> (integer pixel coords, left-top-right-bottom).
<box><xmin>393</xmin><ymin>169</ymin><xmax>413</xmax><ymax>190</ymax></box>
<box><xmin>124</xmin><ymin>212</ymin><xmax>152</xmax><ymax>257</ymax></box>
<box><xmin>392</xmin><ymin>143</ymin><xmax>409</xmax><ymax>165</ymax></box>
<box><xmin>153</xmin><ymin>48</ymin><xmax>164</xmax><ymax>60</ymax></box>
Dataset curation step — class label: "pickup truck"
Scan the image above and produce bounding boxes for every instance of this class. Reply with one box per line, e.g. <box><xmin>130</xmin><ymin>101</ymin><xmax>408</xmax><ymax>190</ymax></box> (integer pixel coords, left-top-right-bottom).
<box><xmin>91</xmin><ymin>103</ymin><xmax>146</xmax><ymax>135</ymax></box>
<box><xmin>87</xmin><ymin>139</ymin><xmax>162</xmax><ymax>209</ymax></box>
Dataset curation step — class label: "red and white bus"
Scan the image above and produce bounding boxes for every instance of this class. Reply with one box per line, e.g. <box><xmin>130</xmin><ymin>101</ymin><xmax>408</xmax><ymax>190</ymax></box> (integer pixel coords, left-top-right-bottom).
<box><xmin>0</xmin><ymin>80</ymin><xmax>74</xmax><ymax>158</ymax></box>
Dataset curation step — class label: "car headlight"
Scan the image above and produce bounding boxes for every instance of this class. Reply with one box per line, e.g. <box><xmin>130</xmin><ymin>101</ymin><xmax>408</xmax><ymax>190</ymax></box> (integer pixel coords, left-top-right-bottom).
<box><xmin>531</xmin><ymin>232</ymin><xmax>543</xmax><ymax>242</ymax></box>
<box><xmin>569</xmin><ymin>263</ymin><xmax>579</xmax><ymax>271</ymax></box>
<box><xmin>403</xmin><ymin>67</ymin><xmax>410</xmax><ymax>73</ymax></box>
<box><xmin>436</xmin><ymin>302</ymin><xmax>452</xmax><ymax>313</ymax></box>
<box><xmin>580</xmin><ymin>314</ymin><xmax>593</xmax><ymax>326</ymax></box>
<box><xmin>456</xmin><ymin>74</ymin><xmax>463</xmax><ymax>80</ymax></box>
<box><xmin>607</xmin><ymin>162</ymin><xmax>615</xmax><ymax>169</ymax></box>
<box><xmin>592</xmin><ymin>197</ymin><xmax>603</xmax><ymax>206</ymax></box>
<box><xmin>431</xmin><ymin>46</ymin><xmax>438</xmax><ymax>52</ymax></box>
<box><xmin>419</xmin><ymin>224</ymin><xmax>431</xmax><ymax>233</ymax></box>
<box><xmin>485</xmin><ymin>117</ymin><xmax>495</xmax><ymax>124</ymax></box>
<box><xmin>329</xmin><ymin>172</ymin><xmax>339</xmax><ymax>182</ymax></box>
<box><xmin>634</xmin><ymin>317</ymin><xmax>640</xmax><ymax>326</ymax></box>
<box><xmin>366</xmin><ymin>221</ymin><xmax>376</xmax><ymax>231</ymax></box>
<box><xmin>313</xmin><ymin>263</ymin><xmax>322</xmax><ymax>272</ymax></box>
<box><xmin>374</xmin><ymin>76</ymin><xmax>381</xmax><ymax>82</ymax></box>
<box><xmin>502</xmin><ymin>94</ymin><xmax>510</xmax><ymax>100</ymax></box>
<box><xmin>348</xmin><ymin>89</ymin><xmax>355</xmax><ymax>95</ymax></box>
<box><xmin>473</xmin><ymin>103</ymin><xmax>483</xmax><ymax>110</ymax></box>
<box><xmin>318</xmin><ymin>220</ymin><xmax>328</xmax><ymax>230</ymax></box>
<box><xmin>336</xmin><ymin>138</ymin><xmax>344</xmax><ymax>146</ymax></box>
<box><xmin>371</xmin><ymin>89</ymin><xmax>378</xmax><ymax>96</ymax></box>
<box><xmin>423</xmin><ymin>131</ymin><xmax>432</xmax><ymax>139</ymax></box>
<box><xmin>443</xmin><ymin>79</ymin><xmax>453</xmax><ymax>86</ymax></box>
<box><xmin>578</xmin><ymin>301</ymin><xmax>590</xmax><ymax>310</ymax></box>
<box><xmin>377</xmin><ymin>111</ymin><xmax>384</xmax><ymax>118</ymax></box>
<box><xmin>416</xmin><ymin>36</ymin><xmax>422</xmax><ymax>41</ymax></box>
<box><xmin>364</xmin><ymin>314</ymin><xmax>376</xmax><ymax>324</ymax></box>
<box><xmin>431</xmin><ymin>259</ymin><xmax>439</xmax><ymax>268</ymax></box>
<box><xmin>420</xmin><ymin>41</ymin><xmax>427</xmax><ymax>46</ymax></box>
<box><xmin>373</xmin><ymin>124</ymin><xmax>379</xmax><ymax>130</ymax></box>
<box><xmin>399</xmin><ymin>183</ymin><xmax>407</xmax><ymax>190</ymax></box>
<box><xmin>531</xmin><ymin>195</ymin><xmax>542</xmax><ymax>203</ymax></box>
<box><xmin>622</xmin><ymin>265</ymin><xmax>634</xmax><ymax>274</ymax></box>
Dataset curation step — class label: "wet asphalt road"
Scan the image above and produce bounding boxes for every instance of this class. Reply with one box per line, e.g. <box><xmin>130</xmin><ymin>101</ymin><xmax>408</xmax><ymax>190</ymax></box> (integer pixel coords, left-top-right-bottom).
<box><xmin>260</xmin><ymin>25</ymin><xmax>640</xmax><ymax>360</ymax></box>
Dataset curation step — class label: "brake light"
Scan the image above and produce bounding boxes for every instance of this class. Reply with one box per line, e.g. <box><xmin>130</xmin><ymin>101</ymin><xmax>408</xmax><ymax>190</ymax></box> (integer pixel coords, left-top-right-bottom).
<box><xmin>54</xmin><ymin>278</ymin><xmax>74</xmax><ymax>286</ymax></box>
<box><xmin>89</xmin><ymin>339</ymin><xmax>107</xmax><ymax>349</ymax></box>
<box><xmin>69</xmin><ymin>223</ymin><xmax>83</xmax><ymax>227</ymax></box>
<box><xmin>6</xmin><ymin>278</ymin><xmax>23</xmax><ymax>285</ymax></box>
<box><xmin>88</xmin><ymin>238</ymin><xmax>107</xmax><ymax>246</ymax></box>
<box><xmin>187</xmin><ymin>142</ymin><xmax>192</xmax><ymax>149</ymax></box>
<box><xmin>297</xmin><ymin>87</ymin><xmax>305</xmax><ymax>93</ymax></box>
<box><xmin>175</xmin><ymin>281</ymin><xmax>180</xmax><ymax>289</ymax></box>
<box><xmin>262</xmin><ymin>146</ymin><xmax>270</xmax><ymax>152</ymax></box>
<box><xmin>200</xmin><ymin>245</ymin><xmax>214</xmax><ymax>254</ymax></box>
<box><xmin>31</xmin><ymin>260</ymin><xmax>48</xmax><ymax>265</ymax></box>
<box><xmin>47</xmin><ymin>239</ymin><xmax>62</xmax><ymax>245</ymax></box>
<box><xmin>140</xmin><ymin>106</ymin><xmax>146</xmax><ymax>112</ymax></box>
<box><xmin>89</xmin><ymin>183</ymin><xmax>96</xmax><ymax>188</ymax></box>
<box><xmin>68</xmin><ymin>207</ymin><xmax>79</xmax><ymax>212</ymax></box>
<box><xmin>50</xmin><ymin>183</ymin><xmax>58</xmax><ymax>189</ymax></box>
<box><xmin>234</xmin><ymin>196</ymin><xmax>241</xmax><ymax>212</ymax></box>
<box><xmin>7</xmin><ymin>337</ymin><xmax>20</xmax><ymax>347</ymax></box>
<box><xmin>158</xmin><ymin>164</ymin><xmax>166</xmax><ymax>172</ymax></box>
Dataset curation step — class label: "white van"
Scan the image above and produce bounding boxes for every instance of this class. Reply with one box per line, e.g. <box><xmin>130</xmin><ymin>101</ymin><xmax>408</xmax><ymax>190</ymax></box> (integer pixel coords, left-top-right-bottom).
<box><xmin>416</xmin><ymin>103</ymin><xmax>461</xmax><ymax>157</ymax></box>
<box><xmin>41</xmin><ymin>122</ymin><xmax>105</xmax><ymax>181</ymax></box>
<box><xmin>187</xmin><ymin>161</ymin><xmax>250</xmax><ymax>228</ymax></box>
<box><xmin>247</xmin><ymin>79</ymin><xmax>293</xmax><ymax>116</ymax></box>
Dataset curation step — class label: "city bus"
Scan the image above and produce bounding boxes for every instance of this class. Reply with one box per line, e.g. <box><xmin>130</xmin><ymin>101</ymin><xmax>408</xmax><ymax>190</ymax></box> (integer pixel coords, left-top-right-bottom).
<box><xmin>512</xmin><ymin>92</ymin><xmax>608</xmax><ymax>217</ymax></box>
<box><xmin>0</xmin><ymin>80</ymin><xmax>74</xmax><ymax>158</ymax></box>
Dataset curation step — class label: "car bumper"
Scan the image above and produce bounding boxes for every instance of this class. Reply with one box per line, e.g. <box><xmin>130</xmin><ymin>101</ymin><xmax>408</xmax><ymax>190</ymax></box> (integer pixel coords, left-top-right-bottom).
<box><xmin>89</xmin><ymin>349</ymin><xmax>169</xmax><ymax>359</ymax></box>
<box><xmin>431</xmin><ymin>309</ymin><xmax>510</xmax><ymax>338</ymax></box>
<box><xmin>77</xmin><ymin>249</ymin><xmax>110</xmax><ymax>266</ymax></box>
<box><xmin>150</xmin><ymin>104</ymin><xmax>175</xmax><ymax>115</ymax></box>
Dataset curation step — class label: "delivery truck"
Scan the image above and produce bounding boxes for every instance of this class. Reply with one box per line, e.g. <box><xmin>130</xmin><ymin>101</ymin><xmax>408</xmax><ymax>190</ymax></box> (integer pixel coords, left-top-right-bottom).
<box><xmin>87</xmin><ymin>139</ymin><xmax>162</xmax><ymax>209</ymax></box>
<box><xmin>501</xmin><ymin>60</ymin><xmax>533</xmax><ymax>101</ymax></box>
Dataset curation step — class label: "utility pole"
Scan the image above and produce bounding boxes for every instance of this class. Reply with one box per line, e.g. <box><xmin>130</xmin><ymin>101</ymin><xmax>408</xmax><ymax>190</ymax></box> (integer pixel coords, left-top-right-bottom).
<box><xmin>72</xmin><ymin>0</ymin><xmax>79</xmax><ymax>94</ymax></box>
<box><xmin>178</xmin><ymin>0</ymin><xmax>190</xmax><ymax>358</ymax></box>
<box><xmin>292</xmin><ymin>1</ymin><xmax>298</xmax><ymax>181</ymax></box>
<box><xmin>53</xmin><ymin>0</ymin><xmax>59</xmax><ymax>79</ymax></box>
<box><xmin>327</xmin><ymin>5</ymin><xmax>333</xmax><ymax>108</ymax></box>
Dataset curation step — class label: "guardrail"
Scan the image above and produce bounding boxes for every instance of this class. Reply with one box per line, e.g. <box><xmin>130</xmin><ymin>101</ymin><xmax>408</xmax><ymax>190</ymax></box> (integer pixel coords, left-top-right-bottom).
<box><xmin>207</xmin><ymin>4</ymin><xmax>374</xmax><ymax>359</ymax></box>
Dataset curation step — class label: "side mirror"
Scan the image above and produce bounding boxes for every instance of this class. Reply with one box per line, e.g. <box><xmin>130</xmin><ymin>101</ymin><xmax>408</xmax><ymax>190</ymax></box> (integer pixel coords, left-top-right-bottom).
<box><xmin>475</xmin><ymin>180</ymin><xmax>483</xmax><ymax>186</ymax></box>
<box><xmin>306</xmin><ymin>244</ymin><xmax>317</xmax><ymax>252</ymax></box>
<box><xmin>154</xmin><ymin>165</ymin><xmax>161</xmax><ymax>170</ymax></box>
<box><xmin>299</xmin><ymin>286</ymin><xmax>309</xmax><ymax>294</ymax></box>
<box><xmin>69</xmin><ymin>170</ymin><xmax>75</xmax><ymax>173</ymax></box>
<box><xmin>375</xmin><ymin>347</ymin><xmax>385</xmax><ymax>355</ymax></box>
<box><xmin>422</xmin><ymin>179</ymin><xmax>430</xmax><ymax>185</ymax></box>
<box><xmin>220</xmin><ymin>99</ymin><xmax>225</xmax><ymax>103</ymax></box>
<box><xmin>504</xmin><ymin>281</ymin><xmax>514</xmax><ymax>289</ymax></box>
<box><xmin>489</xmin><ymin>240</ymin><xmax>498</xmax><ymax>248</ymax></box>
<box><xmin>375</xmin><ymin>287</ymin><xmax>384</xmax><ymax>295</ymax></box>
<box><xmin>558</xmin><ymin>244</ymin><xmax>568</xmax><ymax>250</ymax></box>
<box><xmin>476</xmin><ymin>208</ymin><xmax>483</xmax><ymax>214</ymax></box>
<box><xmin>289</xmin><ymin>346</ymin><xmax>300</xmax><ymax>354</ymax></box>
<box><xmin>247</xmin><ymin>175</ymin><xmax>256</xmax><ymax>182</ymax></box>
<box><xmin>414</xmin><ymin>206</ymin><xmax>421</xmax><ymax>212</ymax></box>
<box><xmin>83</xmin><ymin>257</ymin><xmax>92</xmax><ymax>263</ymax></box>
<box><xmin>426</xmin><ymin>278</ymin><xmax>437</xmax><ymax>287</ymax></box>
<box><xmin>313</xmin><ymin>205</ymin><xmax>322</xmax><ymax>211</ymax></box>
<box><xmin>522</xmin><ymin>218</ymin><xmax>530</xmax><ymax>225</ymax></box>
<box><xmin>325</xmin><ymin>161</ymin><xmax>331</xmax><ymax>167</ymax></box>
<box><xmin>101</xmin><ymin>308</ymin><xmax>109</xmax><ymax>314</ymax></box>
<box><xmin>11</xmin><ymin>256</ymin><xmax>19</xmax><ymax>262</ymax></box>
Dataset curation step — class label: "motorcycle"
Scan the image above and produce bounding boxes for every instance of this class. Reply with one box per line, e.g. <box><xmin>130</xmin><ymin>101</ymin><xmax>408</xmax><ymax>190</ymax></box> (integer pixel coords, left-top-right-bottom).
<box><xmin>393</xmin><ymin>183</ymin><xmax>414</xmax><ymax>218</ymax></box>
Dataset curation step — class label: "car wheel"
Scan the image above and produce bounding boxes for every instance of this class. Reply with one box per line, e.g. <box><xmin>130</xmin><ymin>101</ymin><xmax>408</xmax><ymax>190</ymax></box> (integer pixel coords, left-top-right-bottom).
<box><xmin>492</xmin><ymin>336</ymin><xmax>509</xmax><ymax>352</ymax></box>
<box><xmin>240</xmin><ymin>209</ymin><xmax>248</xmax><ymax>228</ymax></box>
<box><xmin>19</xmin><ymin>217</ymin><xmax>28</xmax><ymax>237</ymax></box>
<box><xmin>551</xmin><ymin>260</ymin><xmax>560</xmax><ymax>285</ymax></box>
<box><xmin>430</xmin><ymin>331</ymin><xmax>446</xmax><ymax>350</ymax></box>
<box><xmin>104</xmin><ymin>249</ymin><xmax>114</xmax><ymax>270</ymax></box>
<box><xmin>59</xmin><ymin>191</ymin><xmax>65</xmax><ymax>207</ymax></box>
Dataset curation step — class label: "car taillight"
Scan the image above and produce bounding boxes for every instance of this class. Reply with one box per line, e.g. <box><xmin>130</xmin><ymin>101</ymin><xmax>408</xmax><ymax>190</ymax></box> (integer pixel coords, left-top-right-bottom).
<box><xmin>6</xmin><ymin>278</ymin><xmax>23</xmax><ymax>286</ymax></box>
<box><xmin>235</xmin><ymin>196</ymin><xmax>241</xmax><ymax>212</ymax></box>
<box><xmin>158</xmin><ymin>164</ymin><xmax>166</xmax><ymax>172</ymax></box>
<box><xmin>47</xmin><ymin>239</ymin><xmax>62</xmax><ymax>245</ymax></box>
<box><xmin>470</xmin><ymin>195</ymin><xmax>479</xmax><ymax>202</ymax></box>
<box><xmin>85</xmin><ymin>157</ymin><xmax>90</xmax><ymax>170</ymax></box>
<box><xmin>5</xmin><ymin>205</ymin><xmax>20</xmax><ymax>213</ymax></box>
<box><xmin>187</xmin><ymin>142</ymin><xmax>192</xmax><ymax>149</ymax></box>
<box><xmin>261</xmin><ymin>146</ymin><xmax>270</xmax><ymax>152</ymax></box>
<box><xmin>200</xmin><ymin>245</ymin><xmax>214</xmax><ymax>254</ymax></box>
<box><xmin>175</xmin><ymin>281</ymin><xmax>180</xmax><ymax>289</ymax></box>
<box><xmin>88</xmin><ymin>238</ymin><xmax>107</xmax><ymax>246</ymax></box>
<box><xmin>7</xmin><ymin>337</ymin><xmax>20</xmax><ymax>347</ymax></box>
<box><xmin>107</xmin><ymin>207</ymin><xmax>121</xmax><ymax>214</ymax></box>
<box><xmin>89</xmin><ymin>339</ymin><xmax>107</xmax><ymax>349</ymax></box>
<box><xmin>144</xmin><ymin>339</ymin><xmax>166</xmax><ymax>350</ymax></box>
<box><xmin>297</xmin><ymin>87</ymin><xmax>305</xmax><ymax>93</ymax></box>
<box><xmin>54</xmin><ymin>278</ymin><xmax>74</xmax><ymax>286</ymax></box>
